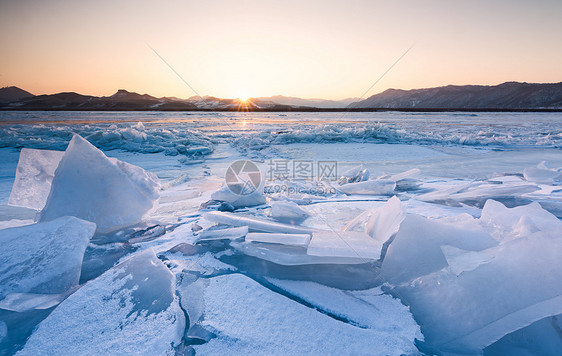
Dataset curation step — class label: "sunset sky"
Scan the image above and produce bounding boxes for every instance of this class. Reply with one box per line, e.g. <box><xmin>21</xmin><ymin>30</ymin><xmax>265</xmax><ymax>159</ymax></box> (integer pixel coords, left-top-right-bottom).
<box><xmin>1</xmin><ymin>0</ymin><xmax>561</xmax><ymax>100</ymax></box>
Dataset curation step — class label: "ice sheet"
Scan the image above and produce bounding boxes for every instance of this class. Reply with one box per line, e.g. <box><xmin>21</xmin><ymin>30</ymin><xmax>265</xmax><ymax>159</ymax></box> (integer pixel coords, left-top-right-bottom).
<box><xmin>245</xmin><ymin>232</ymin><xmax>311</xmax><ymax>247</ymax></box>
<box><xmin>307</xmin><ymin>231</ymin><xmax>382</xmax><ymax>260</ymax></box>
<box><xmin>8</xmin><ymin>148</ymin><xmax>64</xmax><ymax>210</ymax></box>
<box><xmin>267</xmin><ymin>278</ymin><xmax>421</xmax><ymax>338</ymax></box>
<box><xmin>197</xmin><ymin>226</ymin><xmax>248</xmax><ymax>241</ymax></box>
<box><xmin>191</xmin><ymin>273</ymin><xmax>419</xmax><ymax>355</ymax></box>
<box><xmin>231</xmin><ymin>241</ymin><xmax>370</xmax><ymax>265</ymax></box>
<box><xmin>18</xmin><ymin>250</ymin><xmax>185</xmax><ymax>355</ymax></box>
<box><xmin>392</xmin><ymin>227</ymin><xmax>562</xmax><ymax>353</ymax></box>
<box><xmin>381</xmin><ymin>214</ymin><xmax>497</xmax><ymax>285</ymax></box>
<box><xmin>203</xmin><ymin>211</ymin><xmax>316</xmax><ymax>234</ymax></box>
<box><xmin>0</xmin><ymin>216</ymin><xmax>95</xmax><ymax>299</ymax></box>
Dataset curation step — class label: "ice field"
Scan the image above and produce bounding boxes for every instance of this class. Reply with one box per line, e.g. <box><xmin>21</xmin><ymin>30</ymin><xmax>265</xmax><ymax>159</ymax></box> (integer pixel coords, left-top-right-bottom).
<box><xmin>0</xmin><ymin>111</ymin><xmax>561</xmax><ymax>355</ymax></box>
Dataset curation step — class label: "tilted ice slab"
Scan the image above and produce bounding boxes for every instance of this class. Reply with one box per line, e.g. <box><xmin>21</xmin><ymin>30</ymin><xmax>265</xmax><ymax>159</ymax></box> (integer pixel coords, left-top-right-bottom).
<box><xmin>8</xmin><ymin>148</ymin><xmax>64</xmax><ymax>210</ymax></box>
<box><xmin>484</xmin><ymin>313</ymin><xmax>562</xmax><ymax>355</ymax></box>
<box><xmin>381</xmin><ymin>214</ymin><xmax>497</xmax><ymax>285</ymax></box>
<box><xmin>203</xmin><ymin>211</ymin><xmax>316</xmax><ymax>234</ymax></box>
<box><xmin>0</xmin><ymin>216</ymin><xmax>95</xmax><ymax>300</ymax></box>
<box><xmin>18</xmin><ymin>250</ymin><xmax>185</xmax><ymax>355</ymax></box>
<box><xmin>415</xmin><ymin>180</ymin><xmax>539</xmax><ymax>205</ymax></box>
<box><xmin>387</xmin><ymin>168</ymin><xmax>420</xmax><ymax>182</ymax></box>
<box><xmin>365</xmin><ymin>196</ymin><xmax>406</xmax><ymax>244</ymax></box>
<box><xmin>245</xmin><ymin>232</ymin><xmax>311</xmax><ymax>247</ymax></box>
<box><xmin>392</xmin><ymin>227</ymin><xmax>562</xmax><ymax>354</ymax></box>
<box><xmin>192</xmin><ymin>273</ymin><xmax>419</xmax><ymax>355</ymax></box>
<box><xmin>39</xmin><ymin>135</ymin><xmax>160</xmax><ymax>233</ymax></box>
<box><xmin>197</xmin><ymin>226</ymin><xmax>248</xmax><ymax>242</ymax></box>
<box><xmin>307</xmin><ymin>231</ymin><xmax>382</xmax><ymax>260</ymax></box>
<box><xmin>267</xmin><ymin>278</ymin><xmax>421</xmax><ymax>339</ymax></box>
<box><xmin>338</xmin><ymin>179</ymin><xmax>396</xmax><ymax>196</ymax></box>
<box><xmin>231</xmin><ymin>241</ymin><xmax>370</xmax><ymax>265</ymax></box>
<box><xmin>0</xmin><ymin>292</ymin><xmax>67</xmax><ymax>313</ymax></box>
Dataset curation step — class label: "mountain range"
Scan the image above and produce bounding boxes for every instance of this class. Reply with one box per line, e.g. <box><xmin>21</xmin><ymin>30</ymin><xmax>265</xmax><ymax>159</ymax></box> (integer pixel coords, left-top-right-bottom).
<box><xmin>1</xmin><ymin>82</ymin><xmax>561</xmax><ymax>111</ymax></box>
<box><xmin>349</xmin><ymin>82</ymin><xmax>562</xmax><ymax>109</ymax></box>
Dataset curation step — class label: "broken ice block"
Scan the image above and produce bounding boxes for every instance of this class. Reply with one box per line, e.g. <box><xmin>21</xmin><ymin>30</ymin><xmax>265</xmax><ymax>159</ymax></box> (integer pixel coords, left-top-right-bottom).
<box><xmin>8</xmin><ymin>148</ymin><xmax>64</xmax><ymax>210</ymax></box>
<box><xmin>381</xmin><ymin>214</ymin><xmax>497</xmax><ymax>285</ymax></box>
<box><xmin>203</xmin><ymin>211</ymin><xmax>316</xmax><ymax>234</ymax></box>
<box><xmin>267</xmin><ymin>278</ymin><xmax>421</xmax><ymax>339</ymax></box>
<box><xmin>479</xmin><ymin>199</ymin><xmax>562</xmax><ymax>241</ymax></box>
<box><xmin>191</xmin><ymin>273</ymin><xmax>419</xmax><ymax>355</ymax></box>
<box><xmin>197</xmin><ymin>226</ymin><xmax>248</xmax><ymax>241</ymax></box>
<box><xmin>365</xmin><ymin>196</ymin><xmax>406</xmax><ymax>244</ymax></box>
<box><xmin>337</xmin><ymin>164</ymin><xmax>370</xmax><ymax>185</ymax></box>
<box><xmin>440</xmin><ymin>245</ymin><xmax>496</xmax><ymax>276</ymax></box>
<box><xmin>231</xmin><ymin>241</ymin><xmax>369</xmax><ymax>265</ymax></box>
<box><xmin>387</xmin><ymin>168</ymin><xmax>420</xmax><ymax>181</ymax></box>
<box><xmin>523</xmin><ymin>161</ymin><xmax>562</xmax><ymax>184</ymax></box>
<box><xmin>270</xmin><ymin>200</ymin><xmax>309</xmax><ymax>223</ymax></box>
<box><xmin>307</xmin><ymin>231</ymin><xmax>383</xmax><ymax>260</ymax></box>
<box><xmin>18</xmin><ymin>250</ymin><xmax>185</xmax><ymax>355</ymax></box>
<box><xmin>211</xmin><ymin>184</ymin><xmax>266</xmax><ymax>208</ymax></box>
<box><xmin>0</xmin><ymin>292</ymin><xmax>66</xmax><ymax>313</ymax></box>
<box><xmin>392</xmin><ymin>227</ymin><xmax>562</xmax><ymax>354</ymax></box>
<box><xmin>0</xmin><ymin>216</ymin><xmax>95</xmax><ymax>299</ymax></box>
<box><xmin>245</xmin><ymin>232</ymin><xmax>311</xmax><ymax>247</ymax></box>
<box><xmin>39</xmin><ymin>134</ymin><xmax>160</xmax><ymax>233</ymax></box>
<box><xmin>338</xmin><ymin>179</ymin><xmax>396</xmax><ymax>196</ymax></box>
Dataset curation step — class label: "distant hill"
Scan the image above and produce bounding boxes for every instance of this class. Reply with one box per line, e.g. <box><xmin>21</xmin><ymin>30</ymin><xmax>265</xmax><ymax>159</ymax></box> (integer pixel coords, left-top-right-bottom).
<box><xmin>1</xmin><ymin>89</ymin><xmax>199</xmax><ymax>111</ymax></box>
<box><xmin>253</xmin><ymin>95</ymin><xmax>360</xmax><ymax>108</ymax></box>
<box><xmin>0</xmin><ymin>86</ymin><xmax>34</xmax><ymax>103</ymax></box>
<box><xmin>348</xmin><ymin>82</ymin><xmax>562</xmax><ymax>109</ymax></box>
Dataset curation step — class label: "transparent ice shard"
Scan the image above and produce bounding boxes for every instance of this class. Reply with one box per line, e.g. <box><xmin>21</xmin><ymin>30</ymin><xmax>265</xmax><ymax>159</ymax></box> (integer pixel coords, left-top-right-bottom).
<box><xmin>0</xmin><ymin>216</ymin><xmax>95</xmax><ymax>299</ymax></box>
<box><xmin>338</xmin><ymin>179</ymin><xmax>396</xmax><ymax>196</ymax></box>
<box><xmin>39</xmin><ymin>135</ymin><xmax>160</xmax><ymax>233</ymax></box>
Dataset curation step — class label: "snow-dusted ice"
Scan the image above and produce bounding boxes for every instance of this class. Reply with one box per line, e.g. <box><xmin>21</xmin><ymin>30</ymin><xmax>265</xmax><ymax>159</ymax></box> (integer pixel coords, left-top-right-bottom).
<box><xmin>0</xmin><ymin>111</ymin><xmax>561</xmax><ymax>355</ymax></box>
<box><xmin>187</xmin><ymin>273</ymin><xmax>420</xmax><ymax>355</ymax></box>
<box><xmin>17</xmin><ymin>250</ymin><xmax>185</xmax><ymax>355</ymax></box>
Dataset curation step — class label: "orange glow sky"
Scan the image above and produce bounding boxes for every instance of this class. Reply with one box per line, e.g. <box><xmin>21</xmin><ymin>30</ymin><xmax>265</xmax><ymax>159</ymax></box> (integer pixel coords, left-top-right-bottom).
<box><xmin>1</xmin><ymin>0</ymin><xmax>561</xmax><ymax>100</ymax></box>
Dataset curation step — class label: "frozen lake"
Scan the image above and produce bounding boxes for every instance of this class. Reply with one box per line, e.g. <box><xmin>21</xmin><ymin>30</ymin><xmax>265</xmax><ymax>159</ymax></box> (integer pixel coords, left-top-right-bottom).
<box><xmin>0</xmin><ymin>110</ymin><xmax>561</xmax><ymax>355</ymax></box>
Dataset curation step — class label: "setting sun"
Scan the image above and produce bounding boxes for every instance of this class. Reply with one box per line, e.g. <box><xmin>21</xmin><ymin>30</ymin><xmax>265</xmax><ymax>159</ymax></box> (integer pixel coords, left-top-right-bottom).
<box><xmin>236</xmin><ymin>92</ymin><xmax>251</xmax><ymax>102</ymax></box>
